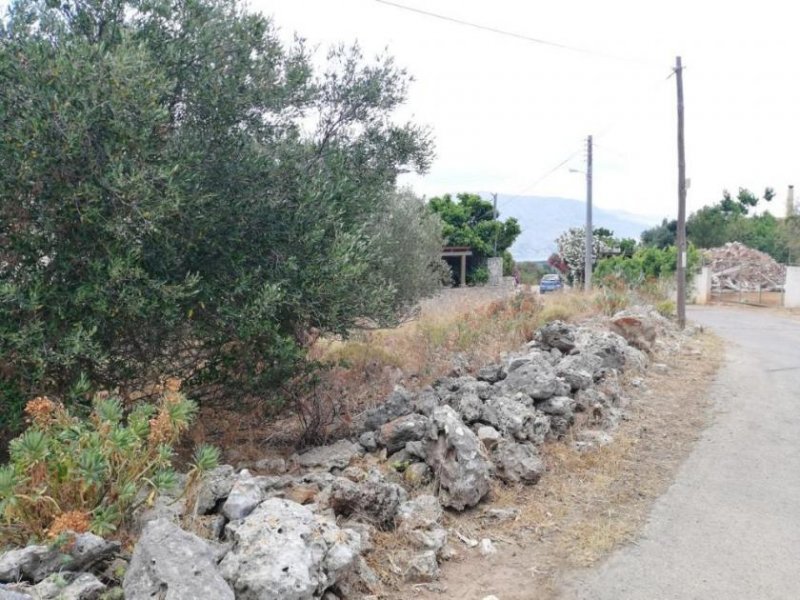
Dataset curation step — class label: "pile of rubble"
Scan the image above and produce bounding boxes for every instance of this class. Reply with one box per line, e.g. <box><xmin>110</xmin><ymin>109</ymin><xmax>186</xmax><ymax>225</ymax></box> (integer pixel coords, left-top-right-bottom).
<box><xmin>0</xmin><ymin>307</ymin><xmax>688</xmax><ymax>600</ymax></box>
<box><xmin>705</xmin><ymin>242</ymin><xmax>786</xmax><ymax>292</ymax></box>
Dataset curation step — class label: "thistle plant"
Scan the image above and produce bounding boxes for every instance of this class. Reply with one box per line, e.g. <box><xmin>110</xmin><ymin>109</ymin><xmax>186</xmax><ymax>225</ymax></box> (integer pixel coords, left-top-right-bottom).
<box><xmin>0</xmin><ymin>385</ymin><xmax>212</xmax><ymax>545</ymax></box>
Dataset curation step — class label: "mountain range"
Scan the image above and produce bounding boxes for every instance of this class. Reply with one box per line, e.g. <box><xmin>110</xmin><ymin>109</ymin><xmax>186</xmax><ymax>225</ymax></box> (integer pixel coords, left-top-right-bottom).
<box><xmin>488</xmin><ymin>194</ymin><xmax>661</xmax><ymax>261</ymax></box>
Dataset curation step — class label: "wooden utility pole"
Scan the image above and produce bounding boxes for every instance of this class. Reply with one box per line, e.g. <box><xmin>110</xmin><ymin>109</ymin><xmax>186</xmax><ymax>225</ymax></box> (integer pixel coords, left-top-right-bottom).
<box><xmin>675</xmin><ymin>56</ymin><xmax>687</xmax><ymax>329</ymax></box>
<box><xmin>584</xmin><ymin>135</ymin><xmax>593</xmax><ymax>291</ymax></box>
<box><xmin>492</xmin><ymin>192</ymin><xmax>499</xmax><ymax>256</ymax></box>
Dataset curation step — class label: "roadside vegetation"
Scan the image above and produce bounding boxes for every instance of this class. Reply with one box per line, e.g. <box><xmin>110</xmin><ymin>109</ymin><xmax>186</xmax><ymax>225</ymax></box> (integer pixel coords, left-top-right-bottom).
<box><xmin>0</xmin><ymin>0</ymin><xmax>448</xmax><ymax>445</ymax></box>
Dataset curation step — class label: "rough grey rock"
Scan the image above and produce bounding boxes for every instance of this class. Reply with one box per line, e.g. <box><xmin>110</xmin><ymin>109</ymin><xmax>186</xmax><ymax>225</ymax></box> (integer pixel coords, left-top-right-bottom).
<box><xmin>221</xmin><ymin>470</ymin><xmax>264</xmax><ymax>521</ymax></box>
<box><xmin>364</xmin><ymin>387</ymin><xmax>414</xmax><ymax>430</ymax></box>
<box><xmin>0</xmin><ymin>585</ymin><xmax>32</xmax><ymax>600</ymax></box>
<box><xmin>0</xmin><ymin>534</ymin><xmax>119</xmax><ymax>584</ymax></box>
<box><xmin>377</xmin><ymin>414</ymin><xmax>429</xmax><ymax>454</ymax></box>
<box><xmin>134</xmin><ymin>493</ymin><xmax>186</xmax><ymax>532</ymax></box>
<box><xmin>476</xmin><ymin>425</ymin><xmax>502</xmax><ymax>451</ymax></box>
<box><xmin>476</xmin><ymin>364</ymin><xmax>506</xmax><ymax>383</ymax></box>
<box><xmin>536</xmin><ymin>320</ymin><xmax>577</xmax><ymax>353</ymax></box>
<box><xmin>123</xmin><ymin>519</ymin><xmax>233</xmax><ymax>600</ymax></box>
<box><xmin>453</xmin><ymin>392</ymin><xmax>484</xmax><ymax>424</ymax></box>
<box><xmin>574</xmin><ymin>388</ymin><xmax>609</xmax><ymax>413</ymax></box>
<box><xmin>493</xmin><ymin>441</ymin><xmax>545</xmax><ymax>484</ymax></box>
<box><xmin>292</xmin><ymin>440</ymin><xmax>362</xmax><ymax>472</ymax></box>
<box><xmin>481</xmin><ymin>396</ymin><xmax>550</xmax><ymax>444</ymax></box>
<box><xmin>404</xmin><ymin>440</ymin><xmax>427</xmax><ymax>460</ymax></box>
<box><xmin>396</xmin><ymin>495</ymin><xmax>443</xmax><ymax>532</ymax></box>
<box><xmin>424</xmin><ymin>406</ymin><xmax>492</xmax><ymax>510</ymax></box>
<box><xmin>479</xmin><ymin>538</ymin><xmax>497</xmax><ymax>556</ymax></box>
<box><xmin>412</xmin><ymin>387</ymin><xmax>440</xmax><ymax>416</ymax></box>
<box><xmin>574</xmin><ymin>328</ymin><xmax>629</xmax><ymax>370</ymax></box>
<box><xmin>334</xmin><ymin>556</ymin><xmax>383</xmax><ymax>598</ymax></box>
<box><xmin>501</xmin><ymin>361</ymin><xmax>560</xmax><ymax>401</ymax></box>
<box><xmin>329</xmin><ymin>475</ymin><xmax>407</xmax><ymax>526</ymax></box>
<box><xmin>404</xmin><ymin>551</ymin><xmax>439</xmax><ymax>583</ymax></box>
<box><xmin>358</xmin><ymin>431</ymin><xmax>378</xmax><ymax>452</ymax></box>
<box><xmin>403</xmin><ymin>462</ymin><xmax>432</xmax><ymax>487</ymax></box>
<box><xmin>623</xmin><ymin>345</ymin><xmax>649</xmax><ymax>372</ymax></box>
<box><xmin>254</xmin><ymin>457</ymin><xmax>288</xmax><ymax>474</ymax></box>
<box><xmin>220</xmin><ymin>498</ymin><xmax>361</xmax><ymax>600</ymax></box>
<box><xmin>194</xmin><ymin>464</ymin><xmax>236</xmax><ymax>514</ymax></box>
<box><xmin>396</xmin><ymin>495</ymin><xmax>448</xmax><ymax>554</ymax></box>
<box><xmin>556</xmin><ymin>353</ymin><xmax>604</xmax><ymax>390</ymax></box>
<box><xmin>28</xmin><ymin>572</ymin><xmax>105</xmax><ymax>600</ymax></box>
<box><xmin>609</xmin><ymin>314</ymin><xmax>658</xmax><ymax>352</ymax></box>
<box><xmin>536</xmin><ymin>395</ymin><xmax>576</xmax><ymax>418</ymax></box>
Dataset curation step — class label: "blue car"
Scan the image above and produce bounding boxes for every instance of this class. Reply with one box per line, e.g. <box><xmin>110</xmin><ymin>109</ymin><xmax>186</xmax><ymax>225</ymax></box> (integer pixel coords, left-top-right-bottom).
<box><xmin>539</xmin><ymin>274</ymin><xmax>564</xmax><ymax>294</ymax></box>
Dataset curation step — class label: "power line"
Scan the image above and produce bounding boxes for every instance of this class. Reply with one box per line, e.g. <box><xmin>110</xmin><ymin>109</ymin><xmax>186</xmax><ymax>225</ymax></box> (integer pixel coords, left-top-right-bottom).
<box><xmin>372</xmin><ymin>0</ymin><xmax>663</xmax><ymax>67</ymax></box>
<box><xmin>513</xmin><ymin>146</ymin><xmax>585</xmax><ymax>196</ymax></box>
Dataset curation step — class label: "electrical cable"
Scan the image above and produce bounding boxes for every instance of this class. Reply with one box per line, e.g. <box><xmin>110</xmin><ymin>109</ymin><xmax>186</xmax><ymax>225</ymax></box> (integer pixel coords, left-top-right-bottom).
<box><xmin>373</xmin><ymin>0</ymin><xmax>665</xmax><ymax>67</ymax></box>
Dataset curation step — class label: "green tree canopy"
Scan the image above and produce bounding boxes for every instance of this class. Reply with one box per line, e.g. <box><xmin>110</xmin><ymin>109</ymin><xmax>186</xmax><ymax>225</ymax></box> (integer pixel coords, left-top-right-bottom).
<box><xmin>0</xmin><ymin>0</ymin><xmax>440</xmax><ymax>425</ymax></box>
<box><xmin>428</xmin><ymin>193</ymin><xmax>521</xmax><ymax>256</ymax></box>
<box><xmin>427</xmin><ymin>193</ymin><xmax>521</xmax><ymax>282</ymax></box>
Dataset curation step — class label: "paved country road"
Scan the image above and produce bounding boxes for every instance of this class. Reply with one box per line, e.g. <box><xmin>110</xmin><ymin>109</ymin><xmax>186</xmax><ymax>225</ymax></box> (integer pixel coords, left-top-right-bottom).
<box><xmin>561</xmin><ymin>306</ymin><xmax>800</xmax><ymax>600</ymax></box>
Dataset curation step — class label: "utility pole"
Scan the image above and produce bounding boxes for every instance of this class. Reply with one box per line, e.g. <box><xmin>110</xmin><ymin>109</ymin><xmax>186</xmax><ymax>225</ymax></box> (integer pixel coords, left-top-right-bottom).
<box><xmin>492</xmin><ymin>192</ymin><xmax>499</xmax><ymax>256</ymax></box>
<box><xmin>584</xmin><ymin>135</ymin><xmax>593</xmax><ymax>291</ymax></box>
<box><xmin>675</xmin><ymin>56</ymin><xmax>687</xmax><ymax>329</ymax></box>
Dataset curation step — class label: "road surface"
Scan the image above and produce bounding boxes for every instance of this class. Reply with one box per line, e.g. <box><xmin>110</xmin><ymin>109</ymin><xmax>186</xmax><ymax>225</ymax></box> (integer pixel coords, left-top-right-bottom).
<box><xmin>562</xmin><ymin>306</ymin><xmax>800</xmax><ymax>600</ymax></box>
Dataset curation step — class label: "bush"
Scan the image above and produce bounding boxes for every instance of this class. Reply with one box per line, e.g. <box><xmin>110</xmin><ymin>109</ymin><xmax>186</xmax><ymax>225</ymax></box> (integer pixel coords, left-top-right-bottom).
<box><xmin>0</xmin><ymin>0</ymin><xmax>438</xmax><ymax>430</ymax></box>
<box><xmin>0</xmin><ymin>384</ymin><xmax>216</xmax><ymax>545</ymax></box>
<box><xmin>656</xmin><ymin>299</ymin><xmax>676</xmax><ymax>318</ymax></box>
<box><xmin>469</xmin><ymin>266</ymin><xmax>490</xmax><ymax>286</ymax></box>
<box><xmin>594</xmin><ymin>275</ymin><xmax>630</xmax><ymax>316</ymax></box>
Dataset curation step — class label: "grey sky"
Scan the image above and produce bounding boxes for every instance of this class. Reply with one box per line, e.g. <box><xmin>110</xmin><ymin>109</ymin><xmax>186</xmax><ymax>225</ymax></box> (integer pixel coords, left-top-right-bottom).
<box><xmin>4</xmin><ymin>0</ymin><xmax>797</xmax><ymax>219</ymax></box>
<box><xmin>258</xmin><ymin>0</ymin><xmax>800</xmax><ymax>219</ymax></box>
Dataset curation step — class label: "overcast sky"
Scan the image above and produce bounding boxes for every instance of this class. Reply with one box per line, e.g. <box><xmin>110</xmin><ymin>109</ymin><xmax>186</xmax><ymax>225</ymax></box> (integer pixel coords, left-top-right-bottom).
<box><xmin>257</xmin><ymin>0</ymin><xmax>799</xmax><ymax>220</ymax></box>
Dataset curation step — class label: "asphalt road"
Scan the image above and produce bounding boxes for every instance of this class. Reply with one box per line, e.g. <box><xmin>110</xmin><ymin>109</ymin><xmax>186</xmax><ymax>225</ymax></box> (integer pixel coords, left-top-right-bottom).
<box><xmin>561</xmin><ymin>306</ymin><xmax>800</xmax><ymax>600</ymax></box>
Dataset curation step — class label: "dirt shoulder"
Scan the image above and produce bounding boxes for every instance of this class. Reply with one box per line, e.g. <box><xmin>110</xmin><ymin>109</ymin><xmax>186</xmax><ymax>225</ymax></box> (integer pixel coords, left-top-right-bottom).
<box><xmin>398</xmin><ymin>331</ymin><xmax>723</xmax><ymax>600</ymax></box>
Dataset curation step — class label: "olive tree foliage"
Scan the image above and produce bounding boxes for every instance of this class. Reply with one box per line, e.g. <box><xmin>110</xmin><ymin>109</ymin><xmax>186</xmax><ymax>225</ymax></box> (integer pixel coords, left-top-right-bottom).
<box><xmin>367</xmin><ymin>189</ymin><xmax>449</xmax><ymax>318</ymax></box>
<box><xmin>0</xmin><ymin>0</ymin><xmax>437</xmax><ymax>418</ymax></box>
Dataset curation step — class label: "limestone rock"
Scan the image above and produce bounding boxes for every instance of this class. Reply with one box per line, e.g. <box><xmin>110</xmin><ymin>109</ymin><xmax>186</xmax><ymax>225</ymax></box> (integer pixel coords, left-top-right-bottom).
<box><xmin>377</xmin><ymin>414</ymin><xmax>429</xmax><ymax>454</ymax></box>
<box><xmin>219</xmin><ymin>498</ymin><xmax>361</xmax><ymax>600</ymax></box>
<box><xmin>291</xmin><ymin>440</ymin><xmax>362</xmax><ymax>472</ymax></box>
<box><xmin>477</xmin><ymin>425</ymin><xmax>502</xmax><ymax>451</ymax></box>
<box><xmin>476</xmin><ymin>364</ymin><xmax>506</xmax><ymax>383</ymax></box>
<box><xmin>358</xmin><ymin>431</ymin><xmax>378</xmax><ymax>452</ymax></box>
<box><xmin>194</xmin><ymin>464</ymin><xmax>236</xmax><ymax>514</ymax></box>
<box><xmin>221</xmin><ymin>470</ymin><xmax>264</xmax><ymax>521</ymax></box>
<box><xmin>536</xmin><ymin>320</ymin><xmax>577</xmax><ymax>353</ymax></box>
<box><xmin>481</xmin><ymin>396</ymin><xmax>550</xmax><ymax>444</ymax></box>
<box><xmin>610</xmin><ymin>315</ymin><xmax>656</xmax><ymax>352</ymax></box>
<box><xmin>424</xmin><ymin>406</ymin><xmax>492</xmax><ymax>510</ymax></box>
<box><xmin>363</xmin><ymin>387</ymin><xmax>414</xmax><ymax>431</ymax></box>
<box><xmin>329</xmin><ymin>475</ymin><xmax>407</xmax><ymax>526</ymax></box>
<box><xmin>493</xmin><ymin>441</ymin><xmax>545</xmax><ymax>484</ymax></box>
<box><xmin>404</xmin><ymin>551</ymin><xmax>439</xmax><ymax>583</ymax></box>
<box><xmin>0</xmin><ymin>534</ymin><xmax>119</xmax><ymax>584</ymax></box>
<box><xmin>123</xmin><ymin>519</ymin><xmax>234</xmax><ymax>600</ymax></box>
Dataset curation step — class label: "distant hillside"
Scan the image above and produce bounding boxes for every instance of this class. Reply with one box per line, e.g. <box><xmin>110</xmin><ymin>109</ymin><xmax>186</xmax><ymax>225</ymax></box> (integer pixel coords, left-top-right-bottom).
<box><xmin>488</xmin><ymin>194</ymin><xmax>660</xmax><ymax>261</ymax></box>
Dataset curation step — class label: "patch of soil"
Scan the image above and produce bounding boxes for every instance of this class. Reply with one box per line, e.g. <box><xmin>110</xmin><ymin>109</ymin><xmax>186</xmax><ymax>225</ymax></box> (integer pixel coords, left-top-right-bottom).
<box><xmin>391</xmin><ymin>332</ymin><xmax>723</xmax><ymax>600</ymax></box>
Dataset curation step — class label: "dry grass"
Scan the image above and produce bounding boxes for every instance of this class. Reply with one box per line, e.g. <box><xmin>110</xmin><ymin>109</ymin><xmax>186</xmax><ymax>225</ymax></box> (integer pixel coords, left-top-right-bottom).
<box><xmin>400</xmin><ymin>331</ymin><xmax>724</xmax><ymax>600</ymax></box>
<box><xmin>185</xmin><ymin>288</ymin><xmax>631</xmax><ymax>465</ymax></box>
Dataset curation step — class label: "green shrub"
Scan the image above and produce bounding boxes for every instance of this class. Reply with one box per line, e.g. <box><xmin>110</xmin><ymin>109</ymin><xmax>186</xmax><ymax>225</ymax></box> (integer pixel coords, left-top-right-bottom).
<box><xmin>0</xmin><ymin>386</ymin><xmax>216</xmax><ymax>545</ymax></box>
<box><xmin>0</xmin><ymin>0</ymin><xmax>437</xmax><ymax>435</ymax></box>
<box><xmin>656</xmin><ymin>299</ymin><xmax>676</xmax><ymax>318</ymax></box>
<box><xmin>469</xmin><ymin>267</ymin><xmax>490</xmax><ymax>285</ymax></box>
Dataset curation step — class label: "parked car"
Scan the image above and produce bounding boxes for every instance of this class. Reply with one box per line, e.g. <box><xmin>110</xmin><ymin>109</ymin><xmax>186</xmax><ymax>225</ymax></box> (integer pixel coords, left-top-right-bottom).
<box><xmin>539</xmin><ymin>273</ymin><xmax>564</xmax><ymax>294</ymax></box>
